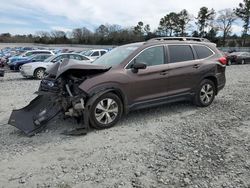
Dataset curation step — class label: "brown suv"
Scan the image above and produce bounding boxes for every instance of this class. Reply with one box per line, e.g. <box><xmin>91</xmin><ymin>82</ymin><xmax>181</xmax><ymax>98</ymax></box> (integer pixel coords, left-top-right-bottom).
<box><xmin>9</xmin><ymin>37</ymin><xmax>226</xmax><ymax>136</ymax></box>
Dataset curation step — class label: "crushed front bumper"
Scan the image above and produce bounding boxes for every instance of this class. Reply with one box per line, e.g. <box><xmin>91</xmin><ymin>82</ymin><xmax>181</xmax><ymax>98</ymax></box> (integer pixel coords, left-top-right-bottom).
<box><xmin>8</xmin><ymin>95</ymin><xmax>62</xmax><ymax>136</ymax></box>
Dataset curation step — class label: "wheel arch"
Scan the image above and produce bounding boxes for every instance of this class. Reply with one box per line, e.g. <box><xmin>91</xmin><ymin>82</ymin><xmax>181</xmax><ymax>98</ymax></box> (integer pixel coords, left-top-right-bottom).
<box><xmin>87</xmin><ymin>87</ymin><xmax>128</xmax><ymax>115</ymax></box>
<box><xmin>203</xmin><ymin>76</ymin><xmax>218</xmax><ymax>95</ymax></box>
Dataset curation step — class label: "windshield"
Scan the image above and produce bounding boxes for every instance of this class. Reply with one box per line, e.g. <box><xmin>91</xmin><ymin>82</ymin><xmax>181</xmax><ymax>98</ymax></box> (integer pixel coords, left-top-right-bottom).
<box><xmin>84</xmin><ymin>50</ymin><xmax>93</xmax><ymax>56</ymax></box>
<box><xmin>92</xmin><ymin>45</ymin><xmax>140</xmax><ymax>67</ymax></box>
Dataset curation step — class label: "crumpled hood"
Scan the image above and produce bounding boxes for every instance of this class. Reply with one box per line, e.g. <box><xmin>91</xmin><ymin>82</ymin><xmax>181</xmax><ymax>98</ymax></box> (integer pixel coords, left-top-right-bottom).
<box><xmin>46</xmin><ymin>59</ymin><xmax>110</xmax><ymax>78</ymax></box>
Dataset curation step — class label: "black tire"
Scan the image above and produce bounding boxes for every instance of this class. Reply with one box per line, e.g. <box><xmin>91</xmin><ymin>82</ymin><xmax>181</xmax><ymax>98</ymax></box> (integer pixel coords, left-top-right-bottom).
<box><xmin>89</xmin><ymin>92</ymin><xmax>123</xmax><ymax>129</ymax></box>
<box><xmin>193</xmin><ymin>79</ymin><xmax>216</xmax><ymax>107</ymax></box>
<box><xmin>17</xmin><ymin>65</ymin><xmax>22</xmax><ymax>71</ymax></box>
<box><xmin>34</xmin><ymin>68</ymin><xmax>45</xmax><ymax>79</ymax></box>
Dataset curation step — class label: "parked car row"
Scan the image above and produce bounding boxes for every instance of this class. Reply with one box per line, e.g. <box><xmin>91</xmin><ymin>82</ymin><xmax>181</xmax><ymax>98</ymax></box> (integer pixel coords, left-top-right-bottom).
<box><xmin>0</xmin><ymin>46</ymin><xmax>111</xmax><ymax>78</ymax></box>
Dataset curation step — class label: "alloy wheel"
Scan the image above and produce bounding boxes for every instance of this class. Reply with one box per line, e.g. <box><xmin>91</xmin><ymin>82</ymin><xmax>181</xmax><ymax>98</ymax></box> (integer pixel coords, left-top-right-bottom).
<box><xmin>95</xmin><ymin>98</ymin><xmax>119</xmax><ymax>125</ymax></box>
<box><xmin>36</xmin><ymin>69</ymin><xmax>45</xmax><ymax>79</ymax></box>
<box><xmin>200</xmin><ymin>83</ymin><xmax>214</xmax><ymax>104</ymax></box>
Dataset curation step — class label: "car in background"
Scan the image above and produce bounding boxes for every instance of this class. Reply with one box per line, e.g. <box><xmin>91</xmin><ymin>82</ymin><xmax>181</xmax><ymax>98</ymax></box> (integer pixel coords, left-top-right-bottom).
<box><xmin>227</xmin><ymin>52</ymin><xmax>250</xmax><ymax>65</ymax></box>
<box><xmin>7</xmin><ymin>50</ymin><xmax>54</xmax><ymax>65</ymax></box>
<box><xmin>9</xmin><ymin>54</ymin><xmax>52</xmax><ymax>71</ymax></box>
<box><xmin>21</xmin><ymin>53</ymin><xmax>92</xmax><ymax>79</ymax></box>
<box><xmin>81</xmin><ymin>49</ymin><xmax>108</xmax><ymax>60</ymax></box>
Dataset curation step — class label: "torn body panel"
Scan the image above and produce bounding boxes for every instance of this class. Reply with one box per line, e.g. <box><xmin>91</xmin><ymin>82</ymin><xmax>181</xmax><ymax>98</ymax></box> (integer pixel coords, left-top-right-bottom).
<box><xmin>8</xmin><ymin>59</ymin><xmax>110</xmax><ymax>136</ymax></box>
<box><xmin>8</xmin><ymin>95</ymin><xmax>61</xmax><ymax>136</ymax></box>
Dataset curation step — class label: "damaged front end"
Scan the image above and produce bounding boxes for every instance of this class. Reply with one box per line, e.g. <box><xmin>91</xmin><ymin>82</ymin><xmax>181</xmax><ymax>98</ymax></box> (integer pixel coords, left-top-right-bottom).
<box><xmin>8</xmin><ymin>59</ymin><xmax>110</xmax><ymax>136</ymax></box>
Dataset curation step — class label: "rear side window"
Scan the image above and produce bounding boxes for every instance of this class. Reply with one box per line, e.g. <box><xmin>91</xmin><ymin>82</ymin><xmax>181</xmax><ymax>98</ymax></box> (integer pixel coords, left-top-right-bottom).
<box><xmin>193</xmin><ymin>45</ymin><xmax>213</xmax><ymax>59</ymax></box>
<box><xmin>168</xmin><ymin>45</ymin><xmax>194</xmax><ymax>63</ymax></box>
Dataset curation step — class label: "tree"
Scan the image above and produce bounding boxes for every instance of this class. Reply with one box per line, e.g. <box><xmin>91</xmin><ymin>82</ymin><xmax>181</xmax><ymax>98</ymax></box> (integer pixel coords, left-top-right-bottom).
<box><xmin>50</xmin><ymin>30</ymin><xmax>68</xmax><ymax>44</ymax></box>
<box><xmin>234</xmin><ymin>0</ymin><xmax>250</xmax><ymax>46</ymax></box>
<box><xmin>178</xmin><ymin>9</ymin><xmax>191</xmax><ymax>36</ymax></box>
<box><xmin>196</xmin><ymin>7</ymin><xmax>215</xmax><ymax>37</ymax></box>
<box><xmin>158</xmin><ymin>12</ymin><xmax>179</xmax><ymax>36</ymax></box>
<box><xmin>217</xmin><ymin>9</ymin><xmax>237</xmax><ymax>46</ymax></box>
<box><xmin>134</xmin><ymin>21</ymin><xmax>144</xmax><ymax>36</ymax></box>
<box><xmin>72</xmin><ymin>27</ymin><xmax>92</xmax><ymax>44</ymax></box>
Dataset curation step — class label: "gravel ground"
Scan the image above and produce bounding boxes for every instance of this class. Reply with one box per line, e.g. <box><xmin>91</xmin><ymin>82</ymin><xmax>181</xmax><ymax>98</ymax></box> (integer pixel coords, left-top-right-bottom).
<box><xmin>0</xmin><ymin>65</ymin><xmax>250</xmax><ymax>188</ymax></box>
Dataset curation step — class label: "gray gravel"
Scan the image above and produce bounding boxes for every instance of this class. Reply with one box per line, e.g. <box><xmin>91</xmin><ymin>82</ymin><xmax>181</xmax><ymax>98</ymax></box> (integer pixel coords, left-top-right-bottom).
<box><xmin>0</xmin><ymin>65</ymin><xmax>250</xmax><ymax>188</ymax></box>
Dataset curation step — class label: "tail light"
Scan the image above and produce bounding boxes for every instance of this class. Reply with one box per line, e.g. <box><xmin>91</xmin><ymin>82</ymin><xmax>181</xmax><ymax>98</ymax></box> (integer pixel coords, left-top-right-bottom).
<box><xmin>218</xmin><ymin>57</ymin><xmax>227</xmax><ymax>65</ymax></box>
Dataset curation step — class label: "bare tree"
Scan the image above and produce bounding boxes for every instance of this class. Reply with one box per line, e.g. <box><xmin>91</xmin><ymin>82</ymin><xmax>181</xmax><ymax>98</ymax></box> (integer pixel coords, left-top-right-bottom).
<box><xmin>217</xmin><ymin>9</ymin><xmax>237</xmax><ymax>46</ymax></box>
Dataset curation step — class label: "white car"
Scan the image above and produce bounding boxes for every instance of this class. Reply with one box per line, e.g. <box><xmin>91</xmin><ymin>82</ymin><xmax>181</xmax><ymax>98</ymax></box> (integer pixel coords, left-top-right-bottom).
<box><xmin>21</xmin><ymin>53</ymin><xmax>92</xmax><ymax>79</ymax></box>
<box><xmin>81</xmin><ymin>49</ymin><xmax>108</xmax><ymax>60</ymax></box>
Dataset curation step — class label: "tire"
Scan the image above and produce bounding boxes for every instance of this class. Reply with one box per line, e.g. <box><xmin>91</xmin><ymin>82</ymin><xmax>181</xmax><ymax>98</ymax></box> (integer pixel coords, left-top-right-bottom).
<box><xmin>89</xmin><ymin>93</ymin><xmax>123</xmax><ymax>129</ymax></box>
<box><xmin>34</xmin><ymin>68</ymin><xmax>45</xmax><ymax>79</ymax></box>
<box><xmin>193</xmin><ymin>79</ymin><xmax>216</xmax><ymax>107</ymax></box>
<box><xmin>18</xmin><ymin>65</ymin><xmax>22</xmax><ymax>71</ymax></box>
<box><xmin>241</xmin><ymin>59</ymin><xmax>245</xmax><ymax>65</ymax></box>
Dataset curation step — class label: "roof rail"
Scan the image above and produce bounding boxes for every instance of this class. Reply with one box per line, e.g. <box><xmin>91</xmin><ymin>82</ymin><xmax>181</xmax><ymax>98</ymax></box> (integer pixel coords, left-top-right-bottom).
<box><xmin>147</xmin><ymin>37</ymin><xmax>210</xmax><ymax>42</ymax></box>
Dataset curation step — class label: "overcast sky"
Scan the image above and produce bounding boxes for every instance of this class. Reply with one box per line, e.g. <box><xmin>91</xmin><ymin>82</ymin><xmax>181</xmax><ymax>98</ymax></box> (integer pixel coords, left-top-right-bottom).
<box><xmin>0</xmin><ymin>0</ymin><xmax>244</xmax><ymax>35</ymax></box>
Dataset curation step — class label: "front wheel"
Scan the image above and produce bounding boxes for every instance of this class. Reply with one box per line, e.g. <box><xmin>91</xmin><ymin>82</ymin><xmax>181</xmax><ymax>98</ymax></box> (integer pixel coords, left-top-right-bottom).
<box><xmin>90</xmin><ymin>93</ymin><xmax>123</xmax><ymax>129</ymax></box>
<box><xmin>34</xmin><ymin>68</ymin><xmax>45</xmax><ymax>79</ymax></box>
<box><xmin>193</xmin><ymin>79</ymin><xmax>216</xmax><ymax>107</ymax></box>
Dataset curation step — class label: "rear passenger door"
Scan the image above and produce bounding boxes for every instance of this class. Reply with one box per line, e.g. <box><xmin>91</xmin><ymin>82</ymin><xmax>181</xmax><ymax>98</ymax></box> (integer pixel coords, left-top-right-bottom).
<box><xmin>166</xmin><ymin>45</ymin><xmax>200</xmax><ymax>96</ymax></box>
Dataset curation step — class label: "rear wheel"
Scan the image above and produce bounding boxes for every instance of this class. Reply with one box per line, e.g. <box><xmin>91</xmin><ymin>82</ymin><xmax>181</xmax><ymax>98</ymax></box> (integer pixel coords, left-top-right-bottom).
<box><xmin>89</xmin><ymin>93</ymin><xmax>123</xmax><ymax>129</ymax></box>
<box><xmin>34</xmin><ymin>68</ymin><xmax>45</xmax><ymax>79</ymax></box>
<box><xmin>194</xmin><ymin>79</ymin><xmax>215</xmax><ymax>107</ymax></box>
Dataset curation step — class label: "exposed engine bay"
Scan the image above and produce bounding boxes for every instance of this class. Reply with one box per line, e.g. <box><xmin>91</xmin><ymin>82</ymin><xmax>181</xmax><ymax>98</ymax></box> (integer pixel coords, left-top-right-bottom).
<box><xmin>8</xmin><ymin>59</ymin><xmax>110</xmax><ymax>136</ymax></box>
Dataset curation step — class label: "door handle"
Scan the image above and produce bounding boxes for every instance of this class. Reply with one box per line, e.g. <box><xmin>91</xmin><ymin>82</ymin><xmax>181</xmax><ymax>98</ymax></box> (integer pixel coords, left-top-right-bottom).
<box><xmin>160</xmin><ymin>70</ymin><xmax>168</xmax><ymax>75</ymax></box>
<box><xmin>193</xmin><ymin>64</ymin><xmax>200</xmax><ymax>69</ymax></box>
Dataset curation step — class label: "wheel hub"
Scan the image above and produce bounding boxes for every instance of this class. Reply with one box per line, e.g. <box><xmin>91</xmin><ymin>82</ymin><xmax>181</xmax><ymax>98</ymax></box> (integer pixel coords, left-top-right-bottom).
<box><xmin>95</xmin><ymin>98</ymin><xmax>118</xmax><ymax>124</ymax></box>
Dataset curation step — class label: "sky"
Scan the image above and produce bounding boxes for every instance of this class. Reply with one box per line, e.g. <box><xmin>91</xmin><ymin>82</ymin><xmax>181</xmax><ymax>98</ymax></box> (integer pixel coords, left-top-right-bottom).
<box><xmin>0</xmin><ymin>0</ymin><xmax>244</xmax><ymax>35</ymax></box>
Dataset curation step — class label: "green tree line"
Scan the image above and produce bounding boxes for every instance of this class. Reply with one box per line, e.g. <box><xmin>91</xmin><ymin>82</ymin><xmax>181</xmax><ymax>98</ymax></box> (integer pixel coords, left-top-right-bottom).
<box><xmin>0</xmin><ymin>1</ymin><xmax>250</xmax><ymax>47</ymax></box>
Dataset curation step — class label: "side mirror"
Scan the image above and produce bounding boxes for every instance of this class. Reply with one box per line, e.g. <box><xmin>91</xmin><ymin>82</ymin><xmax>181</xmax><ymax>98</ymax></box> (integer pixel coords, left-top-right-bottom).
<box><xmin>131</xmin><ymin>62</ymin><xmax>147</xmax><ymax>73</ymax></box>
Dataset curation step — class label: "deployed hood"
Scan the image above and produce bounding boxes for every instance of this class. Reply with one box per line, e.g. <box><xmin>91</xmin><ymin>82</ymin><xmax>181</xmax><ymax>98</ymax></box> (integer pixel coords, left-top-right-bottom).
<box><xmin>46</xmin><ymin>59</ymin><xmax>110</xmax><ymax>78</ymax></box>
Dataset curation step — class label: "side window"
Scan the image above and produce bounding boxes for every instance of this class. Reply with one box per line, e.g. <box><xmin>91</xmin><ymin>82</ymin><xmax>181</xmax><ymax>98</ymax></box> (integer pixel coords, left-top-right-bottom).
<box><xmin>34</xmin><ymin>55</ymin><xmax>42</xmax><ymax>61</ymax></box>
<box><xmin>193</xmin><ymin>45</ymin><xmax>213</xmax><ymax>59</ymax></box>
<box><xmin>91</xmin><ymin>51</ymin><xmax>99</xmax><ymax>56</ymax></box>
<box><xmin>69</xmin><ymin>54</ymin><xmax>82</xmax><ymax>60</ymax></box>
<box><xmin>168</xmin><ymin>45</ymin><xmax>194</xmax><ymax>63</ymax></box>
<box><xmin>80</xmin><ymin>56</ymin><xmax>89</xmax><ymax>60</ymax></box>
<box><xmin>135</xmin><ymin>46</ymin><xmax>164</xmax><ymax>67</ymax></box>
<box><xmin>52</xmin><ymin>54</ymin><xmax>68</xmax><ymax>62</ymax></box>
<box><xmin>101</xmin><ymin>51</ymin><xmax>106</xmax><ymax>55</ymax></box>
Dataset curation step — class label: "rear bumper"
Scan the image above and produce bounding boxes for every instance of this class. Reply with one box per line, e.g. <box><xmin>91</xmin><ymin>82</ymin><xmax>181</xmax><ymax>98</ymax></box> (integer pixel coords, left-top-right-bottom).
<box><xmin>216</xmin><ymin>72</ymin><xmax>226</xmax><ymax>94</ymax></box>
